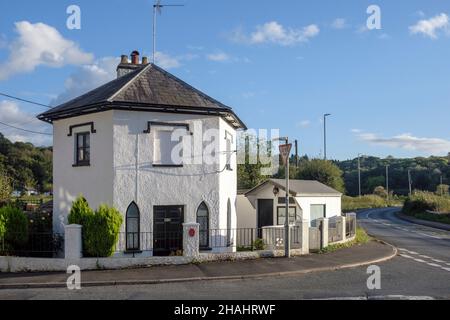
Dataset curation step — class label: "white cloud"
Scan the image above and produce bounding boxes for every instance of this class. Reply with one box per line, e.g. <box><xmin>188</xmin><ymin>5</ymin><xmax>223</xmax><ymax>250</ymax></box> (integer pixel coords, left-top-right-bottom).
<box><xmin>52</xmin><ymin>57</ymin><xmax>119</xmax><ymax>106</ymax></box>
<box><xmin>155</xmin><ymin>51</ymin><xmax>182</xmax><ymax>69</ymax></box>
<box><xmin>297</xmin><ymin>120</ymin><xmax>311</xmax><ymax>128</ymax></box>
<box><xmin>355</xmin><ymin>131</ymin><xmax>450</xmax><ymax>155</ymax></box>
<box><xmin>409</xmin><ymin>13</ymin><xmax>449</xmax><ymax>39</ymax></box>
<box><xmin>0</xmin><ymin>21</ymin><xmax>93</xmax><ymax>80</ymax></box>
<box><xmin>332</xmin><ymin>18</ymin><xmax>348</xmax><ymax>30</ymax></box>
<box><xmin>0</xmin><ymin>100</ymin><xmax>52</xmax><ymax>146</ymax></box>
<box><xmin>231</xmin><ymin>21</ymin><xmax>320</xmax><ymax>46</ymax></box>
<box><xmin>206</xmin><ymin>52</ymin><xmax>230</xmax><ymax>62</ymax></box>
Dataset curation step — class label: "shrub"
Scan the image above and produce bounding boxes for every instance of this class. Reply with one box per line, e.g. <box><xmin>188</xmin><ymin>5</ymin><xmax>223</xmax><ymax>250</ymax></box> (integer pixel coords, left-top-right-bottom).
<box><xmin>68</xmin><ymin>195</ymin><xmax>94</xmax><ymax>225</ymax></box>
<box><xmin>83</xmin><ymin>204</ymin><xmax>123</xmax><ymax>257</ymax></box>
<box><xmin>253</xmin><ymin>238</ymin><xmax>265</xmax><ymax>251</ymax></box>
<box><xmin>403</xmin><ymin>191</ymin><xmax>450</xmax><ymax>214</ymax></box>
<box><xmin>0</xmin><ymin>205</ymin><xmax>28</xmax><ymax>247</ymax></box>
<box><xmin>342</xmin><ymin>195</ymin><xmax>388</xmax><ymax>212</ymax></box>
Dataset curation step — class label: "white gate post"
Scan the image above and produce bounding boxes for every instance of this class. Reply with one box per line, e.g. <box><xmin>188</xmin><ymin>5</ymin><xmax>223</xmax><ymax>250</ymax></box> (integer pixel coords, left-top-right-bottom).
<box><xmin>64</xmin><ymin>224</ymin><xmax>82</xmax><ymax>259</ymax></box>
<box><xmin>298</xmin><ymin>219</ymin><xmax>309</xmax><ymax>254</ymax></box>
<box><xmin>183</xmin><ymin>223</ymin><xmax>200</xmax><ymax>258</ymax></box>
<box><xmin>319</xmin><ymin>218</ymin><xmax>329</xmax><ymax>249</ymax></box>
<box><xmin>339</xmin><ymin>216</ymin><xmax>347</xmax><ymax>242</ymax></box>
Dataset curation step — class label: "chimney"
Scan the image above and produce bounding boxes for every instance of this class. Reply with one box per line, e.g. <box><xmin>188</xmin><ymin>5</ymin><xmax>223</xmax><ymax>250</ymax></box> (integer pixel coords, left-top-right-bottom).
<box><xmin>131</xmin><ymin>50</ymin><xmax>140</xmax><ymax>64</ymax></box>
<box><xmin>116</xmin><ymin>50</ymin><xmax>144</xmax><ymax>78</ymax></box>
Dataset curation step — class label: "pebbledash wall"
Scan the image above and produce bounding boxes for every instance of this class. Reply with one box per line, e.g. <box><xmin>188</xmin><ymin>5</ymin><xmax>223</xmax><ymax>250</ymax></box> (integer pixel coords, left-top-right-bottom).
<box><xmin>52</xmin><ymin>109</ymin><xmax>237</xmax><ymax>250</ymax></box>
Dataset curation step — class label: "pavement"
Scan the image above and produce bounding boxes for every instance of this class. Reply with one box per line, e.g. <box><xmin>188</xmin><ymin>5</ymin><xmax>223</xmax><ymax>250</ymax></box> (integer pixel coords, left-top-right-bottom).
<box><xmin>0</xmin><ymin>239</ymin><xmax>395</xmax><ymax>290</ymax></box>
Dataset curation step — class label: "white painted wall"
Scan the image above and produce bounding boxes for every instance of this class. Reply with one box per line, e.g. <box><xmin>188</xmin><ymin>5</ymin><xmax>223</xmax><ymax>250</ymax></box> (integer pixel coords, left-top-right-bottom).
<box><xmin>237</xmin><ymin>182</ymin><xmax>342</xmax><ymax>229</ymax></box>
<box><xmin>53</xmin><ymin>111</ymin><xmax>114</xmax><ymax>234</ymax></box>
<box><xmin>53</xmin><ymin>109</ymin><xmax>239</xmax><ymax>253</ymax></box>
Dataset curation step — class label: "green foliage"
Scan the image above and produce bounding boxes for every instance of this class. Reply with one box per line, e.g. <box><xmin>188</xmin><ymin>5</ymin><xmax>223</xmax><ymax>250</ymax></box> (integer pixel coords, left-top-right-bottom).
<box><xmin>253</xmin><ymin>238</ymin><xmax>265</xmax><ymax>251</ymax></box>
<box><xmin>68</xmin><ymin>197</ymin><xmax>123</xmax><ymax>257</ymax></box>
<box><xmin>68</xmin><ymin>195</ymin><xmax>94</xmax><ymax>225</ymax></box>
<box><xmin>403</xmin><ymin>191</ymin><xmax>450</xmax><ymax>214</ymax></box>
<box><xmin>0</xmin><ymin>173</ymin><xmax>12</xmax><ymax>202</ymax></box>
<box><xmin>0</xmin><ymin>133</ymin><xmax>52</xmax><ymax>193</ymax></box>
<box><xmin>295</xmin><ymin>159</ymin><xmax>345</xmax><ymax>193</ymax></box>
<box><xmin>342</xmin><ymin>195</ymin><xmax>389</xmax><ymax>212</ymax></box>
<box><xmin>337</xmin><ymin>155</ymin><xmax>449</xmax><ymax>196</ymax></box>
<box><xmin>373</xmin><ymin>186</ymin><xmax>388</xmax><ymax>198</ymax></box>
<box><xmin>0</xmin><ymin>205</ymin><xmax>28</xmax><ymax>246</ymax></box>
<box><xmin>319</xmin><ymin>227</ymin><xmax>371</xmax><ymax>254</ymax></box>
<box><xmin>412</xmin><ymin>211</ymin><xmax>450</xmax><ymax>225</ymax></box>
<box><xmin>436</xmin><ymin>184</ymin><xmax>449</xmax><ymax>196</ymax></box>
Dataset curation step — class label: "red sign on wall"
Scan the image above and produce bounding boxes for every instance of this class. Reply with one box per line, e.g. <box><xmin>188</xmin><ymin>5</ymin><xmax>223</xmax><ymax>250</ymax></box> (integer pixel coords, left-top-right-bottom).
<box><xmin>189</xmin><ymin>228</ymin><xmax>196</xmax><ymax>237</ymax></box>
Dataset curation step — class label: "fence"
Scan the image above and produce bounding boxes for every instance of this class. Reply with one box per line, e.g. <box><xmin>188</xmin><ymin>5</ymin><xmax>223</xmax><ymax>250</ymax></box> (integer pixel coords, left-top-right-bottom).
<box><xmin>0</xmin><ymin>232</ymin><xmax>63</xmax><ymax>258</ymax></box>
<box><xmin>114</xmin><ymin>232</ymin><xmax>153</xmax><ymax>253</ymax></box>
<box><xmin>328</xmin><ymin>217</ymin><xmax>344</xmax><ymax>243</ymax></box>
<box><xmin>206</xmin><ymin>227</ymin><xmax>302</xmax><ymax>252</ymax></box>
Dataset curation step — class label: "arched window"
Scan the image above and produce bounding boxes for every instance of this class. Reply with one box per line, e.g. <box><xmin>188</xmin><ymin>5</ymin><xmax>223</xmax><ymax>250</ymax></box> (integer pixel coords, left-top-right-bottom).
<box><xmin>126</xmin><ymin>202</ymin><xmax>140</xmax><ymax>251</ymax></box>
<box><xmin>196</xmin><ymin>202</ymin><xmax>209</xmax><ymax>248</ymax></box>
<box><xmin>227</xmin><ymin>199</ymin><xmax>232</xmax><ymax>246</ymax></box>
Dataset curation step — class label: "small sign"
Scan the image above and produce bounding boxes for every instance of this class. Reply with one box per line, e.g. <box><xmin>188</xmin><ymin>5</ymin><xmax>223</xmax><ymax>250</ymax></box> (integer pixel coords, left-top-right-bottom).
<box><xmin>279</xmin><ymin>143</ymin><xmax>292</xmax><ymax>165</ymax></box>
<box><xmin>189</xmin><ymin>228</ymin><xmax>196</xmax><ymax>237</ymax></box>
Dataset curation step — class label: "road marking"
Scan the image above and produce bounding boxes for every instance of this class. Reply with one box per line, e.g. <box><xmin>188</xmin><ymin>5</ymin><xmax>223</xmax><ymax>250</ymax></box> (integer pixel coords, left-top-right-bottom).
<box><xmin>419</xmin><ymin>255</ymin><xmax>431</xmax><ymax>259</ymax></box>
<box><xmin>441</xmin><ymin>267</ymin><xmax>450</xmax><ymax>272</ymax></box>
<box><xmin>426</xmin><ymin>263</ymin><xmax>441</xmax><ymax>267</ymax></box>
<box><xmin>432</xmin><ymin>259</ymin><xmax>445</xmax><ymax>263</ymax></box>
<box><xmin>413</xmin><ymin>258</ymin><xmax>426</xmax><ymax>263</ymax></box>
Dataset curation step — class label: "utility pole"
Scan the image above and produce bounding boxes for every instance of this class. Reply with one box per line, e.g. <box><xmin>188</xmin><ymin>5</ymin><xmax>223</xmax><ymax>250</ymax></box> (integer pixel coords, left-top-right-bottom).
<box><xmin>323</xmin><ymin>114</ymin><xmax>331</xmax><ymax>160</ymax></box>
<box><xmin>275</xmin><ymin>137</ymin><xmax>291</xmax><ymax>258</ymax></box>
<box><xmin>358</xmin><ymin>153</ymin><xmax>362</xmax><ymax>198</ymax></box>
<box><xmin>386</xmin><ymin>165</ymin><xmax>390</xmax><ymax>202</ymax></box>
<box><xmin>295</xmin><ymin>140</ymin><xmax>299</xmax><ymax>168</ymax></box>
<box><xmin>408</xmin><ymin>169</ymin><xmax>412</xmax><ymax>196</ymax></box>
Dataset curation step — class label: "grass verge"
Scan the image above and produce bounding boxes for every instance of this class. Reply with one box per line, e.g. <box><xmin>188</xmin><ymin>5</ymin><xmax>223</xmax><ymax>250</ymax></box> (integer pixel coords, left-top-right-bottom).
<box><xmin>407</xmin><ymin>211</ymin><xmax>450</xmax><ymax>225</ymax></box>
<box><xmin>319</xmin><ymin>227</ymin><xmax>371</xmax><ymax>254</ymax></box>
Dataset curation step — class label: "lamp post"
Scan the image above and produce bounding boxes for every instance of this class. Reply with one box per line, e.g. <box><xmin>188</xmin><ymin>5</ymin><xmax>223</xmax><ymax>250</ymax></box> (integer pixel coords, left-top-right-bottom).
<box><xmin>386</xmin><ymin>165</ymin><xmax>390</xmax><ymax>202</ymax></box>
<box><xmin>274</xmin><ymin>137</ymin><xmax>291</xmax><ymax>258</ymax></box>
<box><xmin>323</xmin><ymin>114</ymin><xmax>331</xmax><ymax>160</ymax></box>
<box><xmin>358</xmin><ymin>153</ymin><xmax>362</xmax><ymax>198</ymax></box>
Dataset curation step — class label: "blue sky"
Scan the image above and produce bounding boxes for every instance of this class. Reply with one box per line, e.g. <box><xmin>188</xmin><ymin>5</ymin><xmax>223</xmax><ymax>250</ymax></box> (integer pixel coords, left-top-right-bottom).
<box><xmin>1</xmin><ymin>0</ymin><xmax>450</xmax><ymax>160</ymax></box>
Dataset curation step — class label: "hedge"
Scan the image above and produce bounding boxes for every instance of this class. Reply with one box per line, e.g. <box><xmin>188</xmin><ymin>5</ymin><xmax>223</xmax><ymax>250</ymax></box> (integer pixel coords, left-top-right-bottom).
<box><xmin>0</xmin><ymin>205</ymin><xmax>29</xmax><ymax>247</ymax></box>
<box><xmin>403</xmin><ymin>191</ymin><xmax>450</xmax><ymax>214</ymax></box>
<box><xmin>68</xmin><ymin>197</ymin><xmax>123</xmax><ymax>257</ymax></box>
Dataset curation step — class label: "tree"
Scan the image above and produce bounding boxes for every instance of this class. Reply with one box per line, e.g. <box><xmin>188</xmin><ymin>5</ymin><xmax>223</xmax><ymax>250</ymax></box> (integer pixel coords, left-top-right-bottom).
<box><xmin>373</xmin><ymin>186</ymin><xmax>388</xmax><ymax>198</ymax></box>
<box><xmin>436</xmin><ymin>184</ymin><xmax>449</xmax><ymax>196</ymax></box>
<box><xmin>296</xmin><ymin>159</ymin><xmax>345</xmax><ymax>193</ymax></box>
<box><xmin>0</xmin><ymin>173</ymin><xmax>12</xmax><ymax>202</ymax></box>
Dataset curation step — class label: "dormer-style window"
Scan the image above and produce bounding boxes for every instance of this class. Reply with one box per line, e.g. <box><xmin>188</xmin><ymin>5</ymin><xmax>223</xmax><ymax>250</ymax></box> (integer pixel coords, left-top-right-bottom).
<box><xmin>75</xmin><ymin>132</ymin><xmax>90</xmax><ymax>166</ymax></box>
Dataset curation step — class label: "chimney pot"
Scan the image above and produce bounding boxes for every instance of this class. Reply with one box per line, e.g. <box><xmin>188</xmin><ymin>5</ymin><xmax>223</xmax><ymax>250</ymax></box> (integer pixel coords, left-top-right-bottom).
<box><xmin>142</xmin><ymin>56</ymin><xmax>149</xmax><ymax>65</ymax></box>
<box><xmin>131</xmin><ymin>50</ymin><xmax>140</xmax><ymax>64</ymax></box>
<box><xmin>120</xmin><ymin>55</ymin><xmax>128</xmax><ymax>64</ymax></box>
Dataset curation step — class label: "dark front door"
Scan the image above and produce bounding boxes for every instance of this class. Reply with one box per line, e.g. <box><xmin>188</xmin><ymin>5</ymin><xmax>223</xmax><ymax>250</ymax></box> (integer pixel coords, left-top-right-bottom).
<box><xmin>153</xmin><ymin>206</ymin><xmax>184</xmax><ymax>256</ymax></box>
<box><xmin>257</xmin><ymin>199</ymin><xmax>274</xmax><ymax>238</ymax></box>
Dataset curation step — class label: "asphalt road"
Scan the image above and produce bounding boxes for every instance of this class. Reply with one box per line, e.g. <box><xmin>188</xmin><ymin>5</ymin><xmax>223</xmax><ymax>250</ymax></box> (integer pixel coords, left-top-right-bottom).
<box><xmin>0</xmin><ymin>208</ymin><xmax>448</xmax><ymax>300</ymax></box>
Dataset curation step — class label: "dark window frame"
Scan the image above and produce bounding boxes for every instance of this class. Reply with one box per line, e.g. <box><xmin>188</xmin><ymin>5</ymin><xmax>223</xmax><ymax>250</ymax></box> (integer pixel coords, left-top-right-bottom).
<box><xmin>74</xmin><ymin>132</ymin><xmax>90</xmax><ymax>167</ymax></box>
<box><xmin>196</xmin><ymin>202</ymin><xmax>210</xmax><ymax>249</ymax></box>
<box><xmin>276</xmin><ymin>206</ymin><xmax>297</xmax><ymax>225</ymax></box>
<box><xmin>126</xmin><ymin>202</ymin><xmax>140</xmax><ymax>252</ymax></box>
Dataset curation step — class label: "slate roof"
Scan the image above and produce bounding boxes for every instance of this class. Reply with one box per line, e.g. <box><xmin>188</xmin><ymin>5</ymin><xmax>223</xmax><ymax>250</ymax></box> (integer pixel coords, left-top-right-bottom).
<box><xmin>38</xmin><ymin>63</ymin><xmax>246</xmax><ymax>129</ymax></box>
<box><xmin>245</xmin><ymin>179</ymin><xmax>342</xmax><ymax>196</ymax></box>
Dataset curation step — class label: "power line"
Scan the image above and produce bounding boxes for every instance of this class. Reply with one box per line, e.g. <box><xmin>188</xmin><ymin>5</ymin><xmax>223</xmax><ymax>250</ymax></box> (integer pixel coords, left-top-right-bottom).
<box><xmin>0</xmin><ymin>92</ymin><xmax>52</xmax><ymax>109</ymax></box>
<box><xmin>0</xmin><ymin>120</ymin><xmax>52</xmax><ymax>136</ymax></box>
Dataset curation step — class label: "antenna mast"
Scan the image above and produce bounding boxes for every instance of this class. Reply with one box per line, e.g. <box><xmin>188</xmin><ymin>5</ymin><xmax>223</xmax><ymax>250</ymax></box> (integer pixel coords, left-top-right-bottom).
<box><xmin>153</xmin><ymin>0</ymin><xmax>184</xmax><ymax>64</ymax></box>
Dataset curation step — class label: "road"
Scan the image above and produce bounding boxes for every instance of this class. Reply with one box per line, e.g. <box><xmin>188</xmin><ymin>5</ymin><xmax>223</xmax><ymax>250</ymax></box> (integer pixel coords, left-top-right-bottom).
<box><xmin>0</xmin><ymin>208</ymin><xmax>448</xmax><ymax>300</ymax></box>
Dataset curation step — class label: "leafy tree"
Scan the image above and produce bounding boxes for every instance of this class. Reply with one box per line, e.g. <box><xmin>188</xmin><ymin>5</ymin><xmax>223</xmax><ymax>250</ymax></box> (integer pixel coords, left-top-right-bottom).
<box><xmin>296</xmin><ymin>159</ymin><xmax>345</xmax><ymax>193</ymax></box>
<box><xmin>373</xmin><ymin>186</ymin><xmax>388</xmax><ymax>198</ymax></box>
<box><xmin>0</xmin><ymin>173</ymin><xmax>12</xmax><ymax>202</ymax></box>
<box><xmin>0</xmin><ymin>205</ymin><xmax>28</xmax><ymax>246</ymax></box>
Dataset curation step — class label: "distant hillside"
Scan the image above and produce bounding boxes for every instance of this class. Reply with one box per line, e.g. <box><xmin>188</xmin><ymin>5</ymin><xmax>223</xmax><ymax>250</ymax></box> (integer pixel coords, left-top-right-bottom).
<box><xmin>335</xmin><ymin>155</ymin><xmax>450</xmax><ymax>196</ymax></box>
<box><xmin>0</xmin><ymin>133</ymin><xmax>52</xmax><ymax>192</ymax></box>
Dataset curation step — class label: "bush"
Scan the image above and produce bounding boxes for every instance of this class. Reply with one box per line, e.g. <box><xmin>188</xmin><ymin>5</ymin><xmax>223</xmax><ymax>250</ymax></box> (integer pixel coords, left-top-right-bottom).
<box><xmin>342</xmin><ymin>195</ymin><xmax>387</xmax><ymax>212</ymax></box>
<box><xmin>68</xmin><ymin>195</ymin><xmax>93</xmax><ymax>225</ymax></box>
<box><xmin>83</xmin><ymin>204</ymin><xmax>123</xmax><ymax>257</ymax></box>
<box><xmin>403</xmin><ymin>191</ymin><xmax>450</xmax><ymax>214</ymax></box>
<box><xmin>0</xmin><ymin>205</ymin><xmax>28</xmax><ymax>247</ymax></box>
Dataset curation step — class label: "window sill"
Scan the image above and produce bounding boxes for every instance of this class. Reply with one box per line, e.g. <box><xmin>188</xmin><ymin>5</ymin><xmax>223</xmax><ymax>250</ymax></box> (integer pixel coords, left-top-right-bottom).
<box><xmin>153</xmin><ymin>164</ymin><xmax>184</xmax><ymax>168</ymax></box>
<box><xmin>72</xmin><ymin>163</ymin><xmax>90</xmax><ymax>167</ymax></box>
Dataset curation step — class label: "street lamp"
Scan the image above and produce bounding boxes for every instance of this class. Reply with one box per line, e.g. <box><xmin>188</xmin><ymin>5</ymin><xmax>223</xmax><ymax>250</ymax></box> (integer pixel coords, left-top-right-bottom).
<box><xmin>386</xmin><ymin>164</ymin><xmax>390</xmax><ymax>202</ymax></box>
<box><xmin>358</xmin><ymin>153</ymin><xmax>362</xmax><ymax>198</ymax></box>
<box><xmin>273</xmin><ymin>136</ymin><xmax>291</xmax><ymax>258</ymax></box>
<box><xmin>323</xmin><ymin>114</ymin><xmax>331</xmax><ymax>160</ymax></box>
